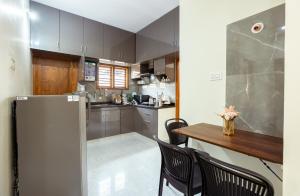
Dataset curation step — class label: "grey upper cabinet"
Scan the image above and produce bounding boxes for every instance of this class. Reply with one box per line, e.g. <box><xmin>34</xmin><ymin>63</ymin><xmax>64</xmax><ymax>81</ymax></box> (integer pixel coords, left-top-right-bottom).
<box><xmin>173</xmin><ymin>7</ymin><xmax>179</xmax><ymax>50</ymax></box>
<box><xmin>136</xmin><ymin>22</ymin><xmax>161</xmax><ymax>63</ymax></box>
<box><xmin>83</xmin><ymin>18</ymin><xmax>103</xmax><ymax>58</ymax></box>
<box><xmin>103</xmin><ymin>24</ymin><xmax>136</xmax><ymax>63</ymax></box>
<box><xmin>30</xmin><ymin>2</ymin><xmax>60</xmax><ymax>52</ymax></box>
<box><xmin>156</xmin><ymin>10</ymin><xmax>176</xmax><ymax>56</ymax></box>
<box><xmin>120</xmin><ymin>30</ymin><xmax>136</xmax><ymax>63</ymax></box>
<box><xmin>136</xmin><ymin>6</ymin><xmax>179</xmax><ymax>63</ymax></box>
<box><xmin>103</xmin><ymin>24</ymin><xmax>120</xmax><ymax>60</ymax></box>
<box><xmin>59</xmin><ymin>11</ymin><xmax>84</xmax><ymax>56</ymax></box>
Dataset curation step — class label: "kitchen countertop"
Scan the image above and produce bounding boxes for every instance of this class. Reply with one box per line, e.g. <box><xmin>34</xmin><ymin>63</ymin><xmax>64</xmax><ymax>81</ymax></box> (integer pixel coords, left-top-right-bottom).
<box><xmin>87</xmin><ymin>102</ymin><xmax>175</xmax><ymax>110</ymax></box>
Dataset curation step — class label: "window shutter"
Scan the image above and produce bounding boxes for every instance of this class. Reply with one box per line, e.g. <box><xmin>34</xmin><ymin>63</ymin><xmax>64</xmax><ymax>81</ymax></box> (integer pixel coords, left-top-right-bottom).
<box><xmin>98</xmin><ymin>65</ymin><xmax>112</xmax><ymax>88</ymax></box>
<box><xmin>114</xmin><ymin>67</ymin><xmax>128</xmax><ymax>89</ymax></box>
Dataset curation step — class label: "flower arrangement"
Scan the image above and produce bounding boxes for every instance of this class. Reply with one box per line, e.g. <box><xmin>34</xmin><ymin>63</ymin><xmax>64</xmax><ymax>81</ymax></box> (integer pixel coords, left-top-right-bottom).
<box><xmin>218</xmin><ymin>106</ymin><xmax>239</xmax><ymax>136</ymax></box>
<box><xmin>218</xmin><ymin>105</ymin><xmax>239</xmax><ymax>121</ymax></box>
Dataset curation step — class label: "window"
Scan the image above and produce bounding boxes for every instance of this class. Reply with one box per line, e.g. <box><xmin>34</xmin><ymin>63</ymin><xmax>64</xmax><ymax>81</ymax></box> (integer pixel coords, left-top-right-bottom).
<box><xmin>98</xmin><ymin>65</ymin><xmax>112</xmax><ymax>88</ymax></box>
<box><xmin>98</xmin><ymin>65</ymin><xmax>129</xmax><ymax>89</ymax></box>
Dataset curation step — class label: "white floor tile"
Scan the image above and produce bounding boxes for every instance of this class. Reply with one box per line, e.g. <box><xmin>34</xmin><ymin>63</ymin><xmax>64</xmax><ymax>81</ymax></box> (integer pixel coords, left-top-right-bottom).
<box><xmin>87</xmin><ymin>132</ymin><xmax>188</xmax><ymax>196</ymax></box>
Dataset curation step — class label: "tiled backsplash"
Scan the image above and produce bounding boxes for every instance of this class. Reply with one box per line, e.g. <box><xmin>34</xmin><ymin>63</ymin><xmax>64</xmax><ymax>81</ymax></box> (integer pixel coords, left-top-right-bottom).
<box><xmin>138</xmin><ymin>81</ymin><xmax>176</xmax><ymax>103</ymax></box>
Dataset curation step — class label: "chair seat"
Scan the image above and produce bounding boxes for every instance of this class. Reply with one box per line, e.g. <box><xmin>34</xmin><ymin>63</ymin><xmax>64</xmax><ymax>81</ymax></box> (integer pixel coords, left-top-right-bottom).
<box><xmin>164</xmin><ymin>162</ymin><xmax>202</xmax><ymax>194</ymax></box>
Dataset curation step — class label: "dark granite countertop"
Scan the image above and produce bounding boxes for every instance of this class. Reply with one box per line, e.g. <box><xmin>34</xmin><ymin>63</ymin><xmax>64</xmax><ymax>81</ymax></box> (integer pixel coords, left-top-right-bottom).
<box><xmin>87</xmin><ymin>102</ymin><xmax>175</xmax><ymax>110</ymax></box>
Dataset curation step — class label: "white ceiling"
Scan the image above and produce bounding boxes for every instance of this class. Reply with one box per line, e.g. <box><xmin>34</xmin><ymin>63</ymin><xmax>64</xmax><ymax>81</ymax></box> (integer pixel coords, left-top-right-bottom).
<box><xmin>32</xmin><ymin>0</ymin><xmax>179</xmax><ymax>33</ymax></box>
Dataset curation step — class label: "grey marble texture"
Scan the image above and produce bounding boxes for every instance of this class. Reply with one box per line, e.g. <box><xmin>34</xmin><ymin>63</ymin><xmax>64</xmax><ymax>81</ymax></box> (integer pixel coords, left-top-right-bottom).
<box><xmin>226</xmin><ymin>4</ymin><xmax>285</xmax><ymax>137</ymax></box>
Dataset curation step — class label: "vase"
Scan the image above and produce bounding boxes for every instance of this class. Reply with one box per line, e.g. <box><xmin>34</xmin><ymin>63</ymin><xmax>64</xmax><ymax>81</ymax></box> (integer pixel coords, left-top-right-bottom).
<box><xmin>223</xmin><ymin>119</ymin><xmax>235</xmax><ymax>136</ymax></box>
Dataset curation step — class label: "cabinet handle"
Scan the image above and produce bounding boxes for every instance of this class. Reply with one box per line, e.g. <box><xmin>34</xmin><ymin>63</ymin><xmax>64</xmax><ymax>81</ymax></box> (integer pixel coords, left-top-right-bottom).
<box><xmin>57</xmin><ymin>41</ymin><xmax>60</xmax><ymax>49</ymax></box>
<box><xmin>81</xmin><ymin>45</ymin><xmax>84</xmax><ymax>53</ymax></box>
<box><xmin>85</xmin><ymin>46</ymin><xmax>87</xmax><ymax>54</ymax></box>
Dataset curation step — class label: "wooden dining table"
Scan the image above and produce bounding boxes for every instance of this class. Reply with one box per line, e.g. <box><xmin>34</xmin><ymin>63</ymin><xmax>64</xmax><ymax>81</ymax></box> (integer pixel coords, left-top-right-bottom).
<box><xmin>174</xmin><ymin>123</ymin><xmax>283</xmax><ymax>164</ymax></box>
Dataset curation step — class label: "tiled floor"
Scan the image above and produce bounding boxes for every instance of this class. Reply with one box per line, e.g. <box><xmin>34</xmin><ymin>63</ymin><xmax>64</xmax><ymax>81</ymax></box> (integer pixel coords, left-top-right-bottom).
<box><xmin>87</xmin><ymin>132</ymin><xmax>186</xmax><ymax>196</ymax></box>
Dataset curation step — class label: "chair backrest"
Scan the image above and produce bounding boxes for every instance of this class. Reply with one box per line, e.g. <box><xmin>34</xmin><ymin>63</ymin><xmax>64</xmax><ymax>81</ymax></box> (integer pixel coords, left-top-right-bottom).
<box><xmin>165</xmin><ymin>118</ymin><xmax>189</xmax><ymax>146</ymax></box>
<box><xmin>156</xmin><ymin>138</ymin><xmax>194</xmax><ymax>184</ymax></box>
<box><xmin>194</xmin><ymin>151</ymin><xmax>274</xmax><ymax>196</ymax></box>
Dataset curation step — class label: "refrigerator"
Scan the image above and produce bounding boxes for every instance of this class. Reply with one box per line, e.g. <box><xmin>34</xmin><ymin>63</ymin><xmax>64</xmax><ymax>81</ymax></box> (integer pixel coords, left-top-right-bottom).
<box><xmin>13</xmin><ymin>95</ymin><xmax>87</xmax><ymax>196</ymax></box>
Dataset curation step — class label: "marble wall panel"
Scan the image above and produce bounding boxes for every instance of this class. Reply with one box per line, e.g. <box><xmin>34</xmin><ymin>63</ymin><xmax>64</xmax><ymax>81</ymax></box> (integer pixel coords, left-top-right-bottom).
<box><xmin>226</xmin><ymin>4</ymin><xmax>285</xmax><ymax>137</ymax></box>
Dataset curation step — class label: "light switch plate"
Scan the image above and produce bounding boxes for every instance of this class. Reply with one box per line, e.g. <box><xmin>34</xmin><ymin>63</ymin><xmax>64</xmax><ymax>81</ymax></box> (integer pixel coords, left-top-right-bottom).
<box><xmin>210</xmin><ymin>72</ymin><xmax>223</xmax><ymax>81</ymax></box>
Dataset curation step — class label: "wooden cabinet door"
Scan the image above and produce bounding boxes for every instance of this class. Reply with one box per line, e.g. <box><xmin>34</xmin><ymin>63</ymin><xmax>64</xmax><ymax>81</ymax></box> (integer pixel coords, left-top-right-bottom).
<box><xmin>87</xmin><ymin>108</ymin><xmax>105</xmax><ymax>140</ymax></box>
<box><xmin>60</xmin><ymin>11</ymin><xmax>84</xmax><ymax>56</ymax></box>
<box><xmin>30</xmin><ymin>2</ymin><xmax>60</xmax><ymax>52</ymax></box>
<box><xmin>83</xmin><ymin>18</ymin><xmax>103</xmax><ymax>58</ymax></box>
<box><xmin>105</xmin><ymin>109</ymin><xmax>121</xmax><ymax>137</ymax></box>
<box><xmin>120</xmin><ymin>107</ymin><xmax>135</xmax><ymax>133</ymax></box>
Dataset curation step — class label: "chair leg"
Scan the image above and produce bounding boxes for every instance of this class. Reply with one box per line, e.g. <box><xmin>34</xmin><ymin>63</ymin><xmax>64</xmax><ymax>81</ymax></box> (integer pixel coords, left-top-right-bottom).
<box><xmin>158</xmin><ymin>175</ymin><xmax>164</xmax><ymax>196</ymax></box>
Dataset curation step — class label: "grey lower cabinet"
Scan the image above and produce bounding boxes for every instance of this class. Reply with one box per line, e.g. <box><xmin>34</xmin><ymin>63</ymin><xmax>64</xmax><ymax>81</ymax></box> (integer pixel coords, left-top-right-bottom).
<box><xmin>87</xmin><ymin>107</ymin><xmax>120</xmax><ymax>140</ymax></box>
<box><xmin>30</xmin><ymin>1</ymin><xmax>60</xmax><ymax>52</ymax></box>
<box><xmin>59</xmin><ymin>11</ymin><xmax>84</xmax><ymax>56</ymax></box>
<box><xmin>105</xmin><ymin>108</ymin><xmax>121</xmax><ymax>137</ymax></box>
<box><xmin>87</xmin><ymin>108</ymin><xmax>105</xmax><ymax>140</ymax></box>
<box><xmin>87</xmin><ymin>106</ymin><xmax>158</xmax><ymax>140</ymax></box>
<box><xmin>135</xmin><ymin>108</ymin><xmax>158</xmax><ymax>139</ymax></box>
<box><xmin>120</xmin><ymin>107</ymin><xmax>135</xmax><ymax>134</ymax></box>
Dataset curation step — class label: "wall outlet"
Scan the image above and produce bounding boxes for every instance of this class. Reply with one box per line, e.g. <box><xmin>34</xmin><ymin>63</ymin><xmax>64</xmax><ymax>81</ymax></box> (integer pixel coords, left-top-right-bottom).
<box><xmin>210</xmin><ymin>72</ymin><xmax>222</xmax><ymax>81</ymax></box>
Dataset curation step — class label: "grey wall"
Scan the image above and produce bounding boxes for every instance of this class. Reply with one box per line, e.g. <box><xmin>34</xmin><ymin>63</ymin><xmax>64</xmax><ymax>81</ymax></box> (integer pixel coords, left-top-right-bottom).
<box><xmin>226</xmin><ymin>4</ymin><xmax>285</xmax><ymax>137</ymax></box>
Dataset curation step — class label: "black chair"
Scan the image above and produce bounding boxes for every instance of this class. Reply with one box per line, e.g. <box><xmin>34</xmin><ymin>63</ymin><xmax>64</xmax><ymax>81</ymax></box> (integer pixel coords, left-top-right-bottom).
<box><xmin>194</xmin><ymin>150</ymin><xmax>274</xmax><ymax>196</ymax></box>
<box><xmin>165</xmin><ymin>118</ymin><xmax>189</xmax><ymax>147</ymax></box>
<box><xmin>156</xmin><ymin>138</ymin><xmax>202</xmax><ymax>196</ymax></box>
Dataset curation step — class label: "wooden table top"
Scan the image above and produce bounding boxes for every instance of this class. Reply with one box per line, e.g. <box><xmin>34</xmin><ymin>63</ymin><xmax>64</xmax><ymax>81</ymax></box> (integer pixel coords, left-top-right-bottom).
<box><xmin>175</xmin><ymin>123</ymin><xmax>283</xmax><ymax>164</ymax></box>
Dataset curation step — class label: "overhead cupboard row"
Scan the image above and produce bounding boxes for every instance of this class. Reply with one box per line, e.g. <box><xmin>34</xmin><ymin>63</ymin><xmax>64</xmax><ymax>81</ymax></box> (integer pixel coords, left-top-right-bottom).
<box><xmin>30</xmin><ymin>1</ymin><xmax>179</xmax><ymax>64</ymax></box>
<box><xmin>30</xmin><ymin>1</ymin><xmax>136</xmax><ymax>63</ymax></box>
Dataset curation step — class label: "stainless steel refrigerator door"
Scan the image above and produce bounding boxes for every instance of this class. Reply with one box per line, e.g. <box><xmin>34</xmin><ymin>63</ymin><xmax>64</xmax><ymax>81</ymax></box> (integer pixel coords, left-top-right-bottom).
<box><xmin>16</xmin><ymin>95</ymin><xmax>87</xmax><ymax>196</ymax></box>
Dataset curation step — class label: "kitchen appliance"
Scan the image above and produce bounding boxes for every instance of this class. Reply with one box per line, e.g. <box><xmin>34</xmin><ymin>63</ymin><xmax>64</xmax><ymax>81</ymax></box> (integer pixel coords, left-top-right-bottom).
<box><xmin>84</xmin><ymin>59</ymin><xmax>97</xmax><ymax>81</ymax></box>
<box><xmin>13</xmin><ymin>95</ymin><xmax>87</xmax><ymax>196</ymax></box>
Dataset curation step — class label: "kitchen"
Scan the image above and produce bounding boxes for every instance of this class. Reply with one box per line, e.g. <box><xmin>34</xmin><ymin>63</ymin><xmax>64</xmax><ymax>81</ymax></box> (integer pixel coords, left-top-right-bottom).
<box><xmin>2</xmin><ymin>0</ymin><xmax>296</xmax><ymax>196</ymax></box>
<box><xmin>13</xmin><ymin>0</ymin><xmax>180</xmax><ymax>196</ymax></box>
<box><xmin>30</xmin><ymin>1</ymin><xmax>179</xmax><ymax>142</ymax></box>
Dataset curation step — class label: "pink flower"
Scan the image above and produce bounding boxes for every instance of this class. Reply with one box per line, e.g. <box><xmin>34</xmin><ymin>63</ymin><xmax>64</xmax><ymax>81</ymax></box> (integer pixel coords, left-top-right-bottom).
<box><xmin>218</xmin><ymin>106</ymin><xmax>239</xmax><ymax>120</ymax></box>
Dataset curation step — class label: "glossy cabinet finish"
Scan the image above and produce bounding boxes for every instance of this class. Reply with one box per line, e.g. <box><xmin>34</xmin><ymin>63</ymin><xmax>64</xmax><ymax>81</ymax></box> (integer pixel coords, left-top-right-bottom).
<box><xmin>30</xmin><ymin>3</ymin><xmax>135</xmax><ymax>61</ymax></box>
<box><xmin>103</xmin><ymin>25</ymin><xmax>136</xmax><ymax>63</ymax></box>
<box><xmin>30</xmin><ymin>2</ymin><xmax>60</xmax><ymax>52</ymax></box>
<box><xmin>154</xmin><ymin>58</ymin><xmax>166</xmax><ymax>75</ymax></box>
<box><xmin>136</xmin><ymin>6</ymin><xmax>179</xmax><ymax>63</ymax></box>
<box><xmin>60</xmin><ymin>11</ymin><xmax>84</xmax><ymax>56</ymax></box>
<box><xmin>136</xmin><ymin>108</ymin><xmax>158</xmax><ymax>139</ymax></box>
<box><xmin>103</xmin><ymin>24</ymin><xmax>121</xmax><ymax>60</ymax></box>
<box><xmin>105</xmin><ymin>108</ymin><xmax>121</xmax><ymax>137</ymax></box>
<box><xmin>136</xmin><ymin>22</ymin><xmax>161</xmax><ymax>63</ymax></box>
<box><xmin>173</xmin><ymin>7</ymin><xmax>180</xmax><ymax>51</ymax></box>
<box><xmin>87</xmin><ymin>108</ymin><xmax>105</xmax><ymax>140</ymax></box>
<box><xmin>120</xmin><ymin>30</ymin><xmax>136</xmax><ymax>63</ymax></box>
<box><xmin>87</xmin><ymin>107</ymin><xmax>121</xmax><ymax>140</ymax></box>
<box><xmin>83</xmin><ymin>18</ymin><xmax>103</xmax><ymax>58</ymax></box>
<box><xmin>120</xmin><ymin>107</ymin><xmax>135</xmax><ymax>134</ymax></box>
